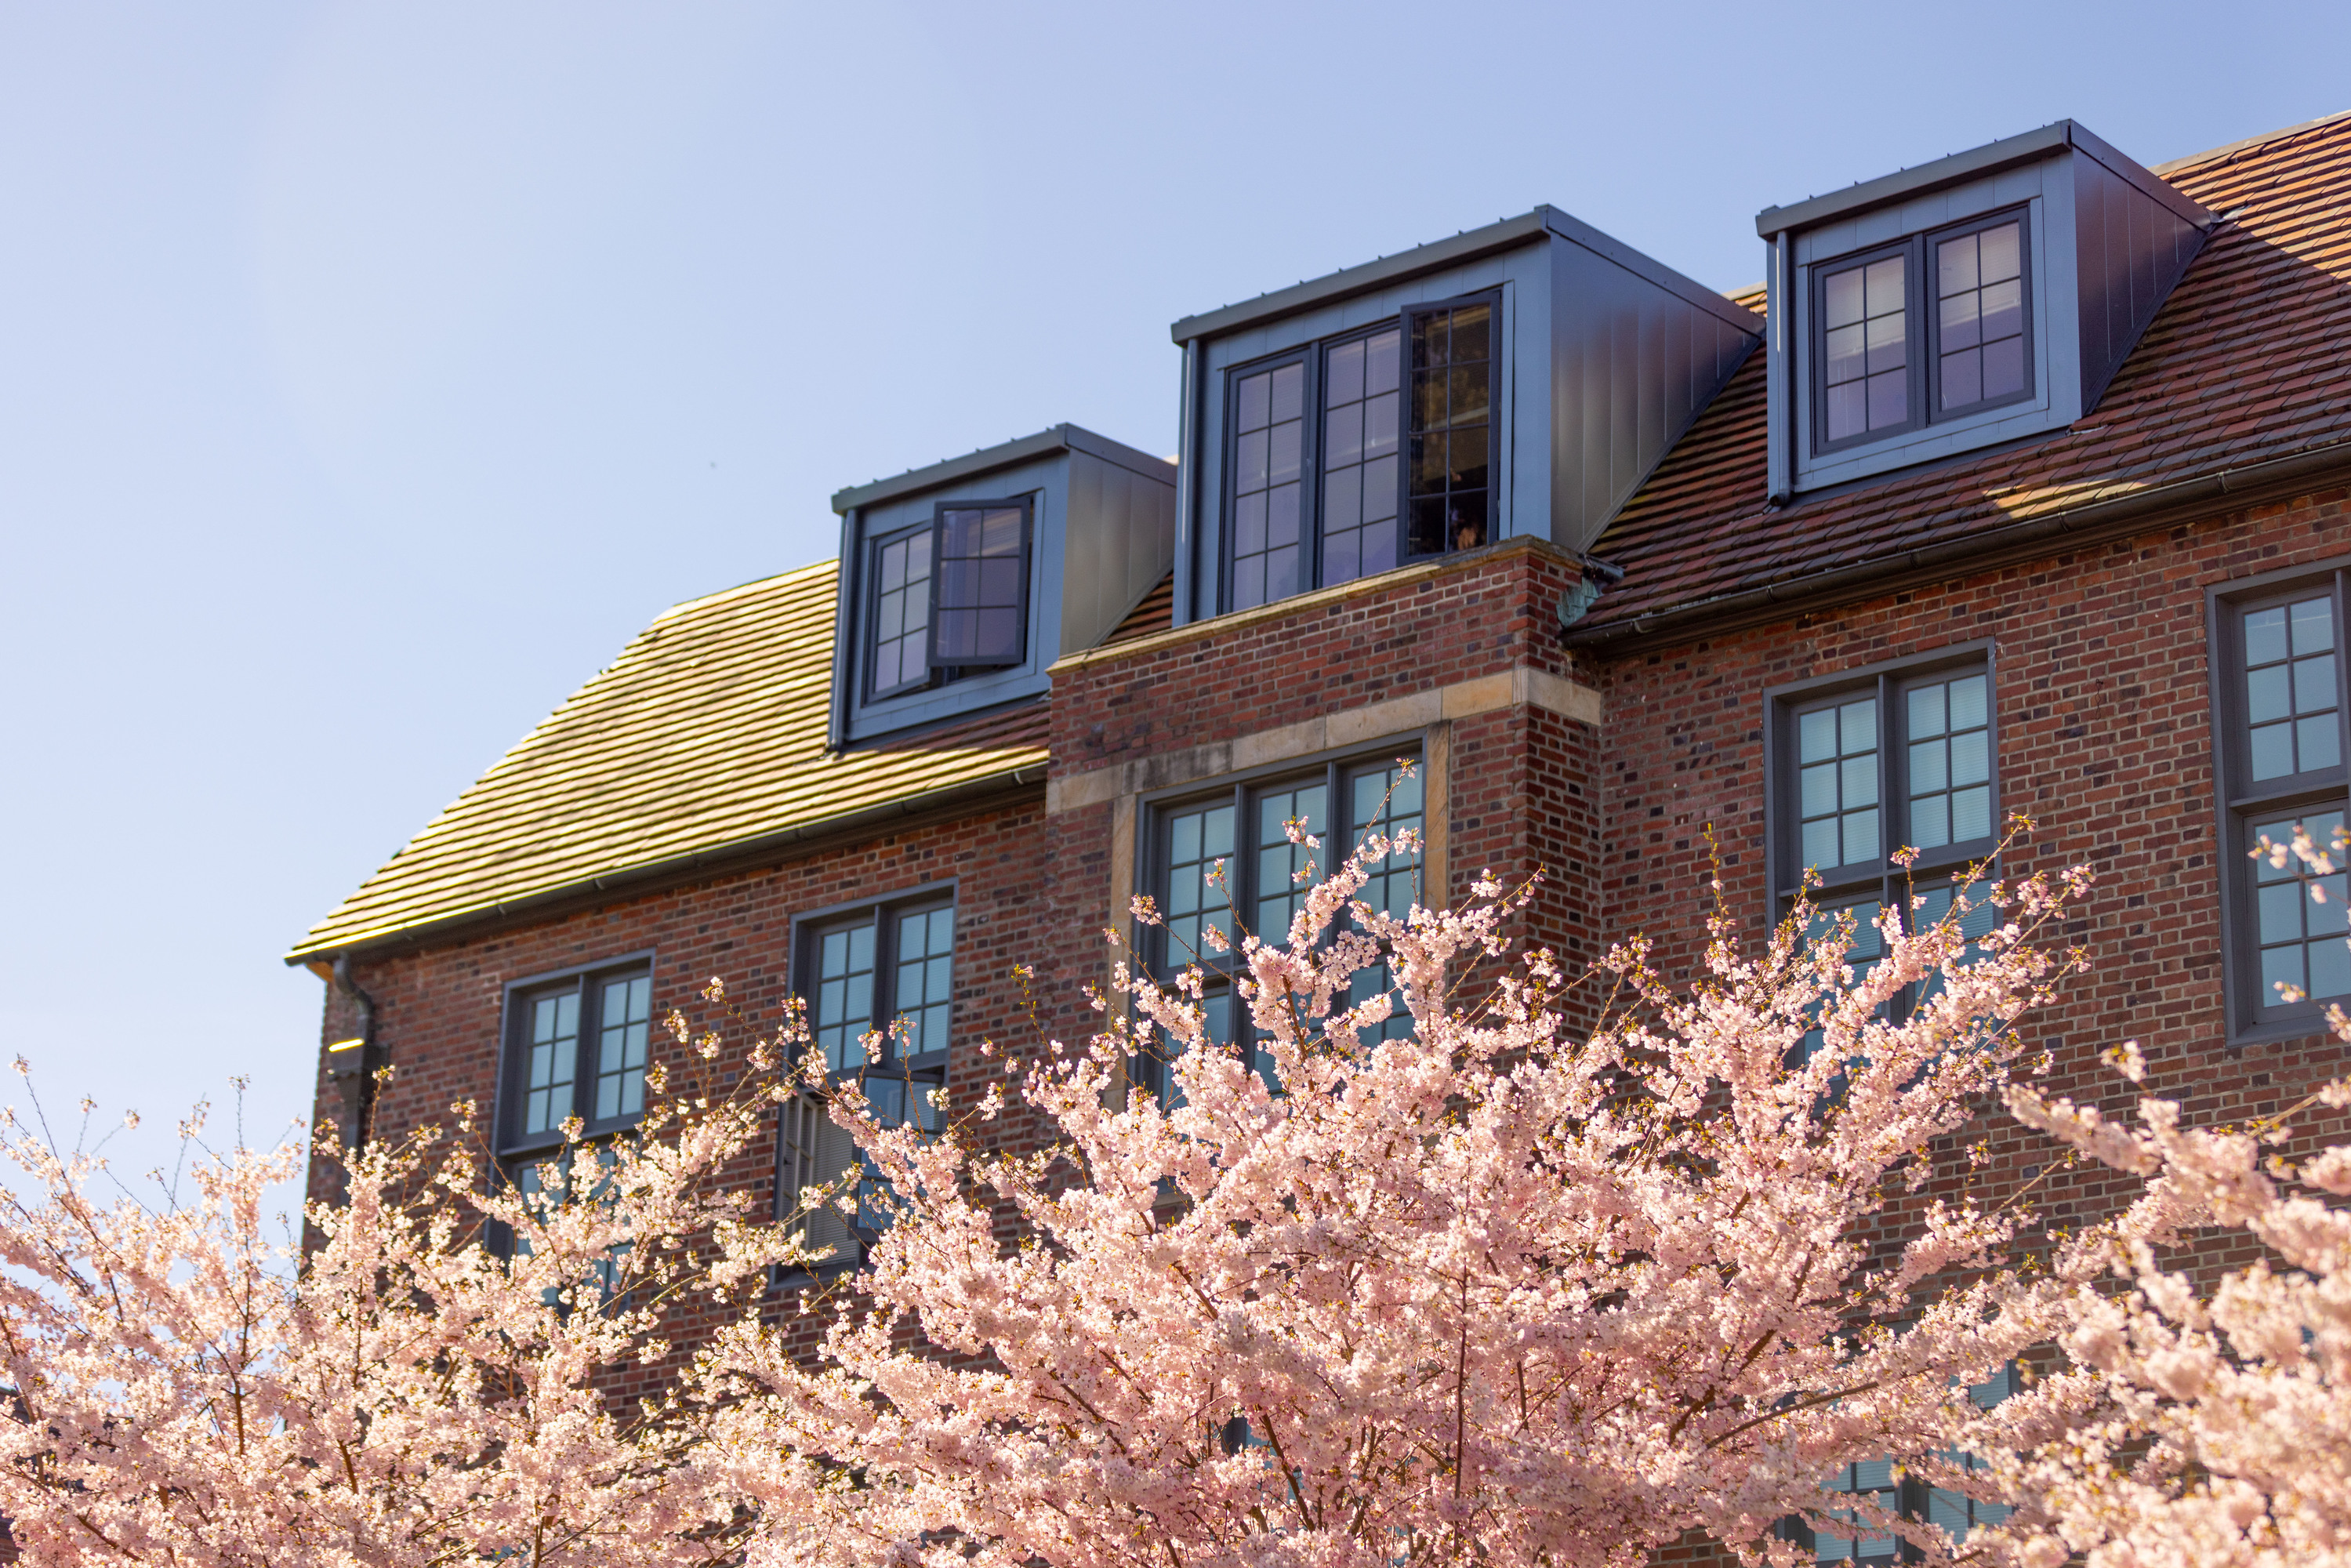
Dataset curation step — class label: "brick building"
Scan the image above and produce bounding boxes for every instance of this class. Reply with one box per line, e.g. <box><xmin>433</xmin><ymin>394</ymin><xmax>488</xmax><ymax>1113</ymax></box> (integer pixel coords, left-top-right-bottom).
<box><xmin>292</xmin><ymin>111</ymin><xmax>2351</xmax><ymax>1543</ymax></box>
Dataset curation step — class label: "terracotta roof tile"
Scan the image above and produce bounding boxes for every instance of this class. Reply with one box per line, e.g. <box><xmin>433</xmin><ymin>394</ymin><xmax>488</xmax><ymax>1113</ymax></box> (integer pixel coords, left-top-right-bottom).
<box><xmin>288</xmin><ymin>564</ymin><xmax>1047</xmax><ymax>960</ymax></box>
<box><xmin>1584</xmin><ymin>115</ymin><xmax>2351</xmax><ymax>630</ymax></box>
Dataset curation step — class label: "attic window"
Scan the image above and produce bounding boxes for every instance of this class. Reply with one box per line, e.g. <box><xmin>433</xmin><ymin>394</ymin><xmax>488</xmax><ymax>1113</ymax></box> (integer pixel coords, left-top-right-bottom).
<box><xmin>928</xmin><ymin>499</ymin><xmax>1031</xmax><ymax>670</ymax></box>
<box><xmin>1812</xmin><ymin>208</ymin><xmax>2033</xmax><ymax>456</ymax></box>
<box><xmin>867</xmin><ymin>524</ymin><xmax>933</xmax><ymax>701</ymax></box>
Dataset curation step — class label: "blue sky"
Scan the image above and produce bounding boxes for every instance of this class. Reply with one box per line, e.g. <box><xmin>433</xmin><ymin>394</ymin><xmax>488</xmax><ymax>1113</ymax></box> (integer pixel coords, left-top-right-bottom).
<box><xmin>2</xmin><ymin>0</ymin><xmax>2342</xmax><ymax>1178</ymax></box>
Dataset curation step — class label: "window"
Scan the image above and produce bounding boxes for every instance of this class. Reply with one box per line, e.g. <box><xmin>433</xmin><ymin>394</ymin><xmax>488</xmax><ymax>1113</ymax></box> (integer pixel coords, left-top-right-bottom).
<box><xmin>502</xmin><ymin>963</ymin><xmax>655</xmax><ymax>1152</ymax></box>
<box><xmin>1222</xmin><ymin>293</ymin><xmax>1498</xmax><ymax>613</ymax></box>
<box><xmin>495</xmin><ymin>960</ymin><xmax>654</xmax><ymax>1287</ymax></box>
<box><xmin>2215</xmin><ymin>571</ymin><xmax>2351</xmax><ymax>1035</ymax></box>
<box><xmin>929</xmin><ymin>499</ymin><xmax>1031</xmax><ymax>670</ymax></box>
<box><xmin>778</xmin><ymin>894</ymin><xmax>955</xmax><ymax>1265</ymax></box>
<box><xmin>866</xmin><ymin>523</ymin><xmax>934</xmax><ymax>701</ymax></box>
<box><xmin>1808</xmin><ymin>1367</ymin><xmax>2015</xmax><ymax>1564</ymax></box>
<box><xmin>1812</xmin><ymin>211</ymin><xmax>2030</xmax><ymax>455</ymax></box>
<box><xmin>865</xmin><ymin>499</ymin><xmax>1035</xmax><ymax>702</ymax></box>
<box><xmin>1773</xmin><ymin>652</ymin><xmax>2000</xmax><ymax>983</ymax></box>
<box><xmin>1145</xmin><ymin>750</ymin><xmax>1424</xmax><ymax>1101</ymax></box>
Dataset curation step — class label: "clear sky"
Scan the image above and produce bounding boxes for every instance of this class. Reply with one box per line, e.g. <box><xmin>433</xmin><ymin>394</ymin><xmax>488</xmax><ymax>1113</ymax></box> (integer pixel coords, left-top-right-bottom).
<box><xmin>2</xmin><ymin>0</ymin><xmax>2343</xmax><ymax>1175</ymax></box>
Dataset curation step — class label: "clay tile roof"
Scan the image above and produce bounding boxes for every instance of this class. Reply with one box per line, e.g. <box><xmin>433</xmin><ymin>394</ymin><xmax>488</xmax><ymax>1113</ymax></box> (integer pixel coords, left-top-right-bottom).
<box><xmin>1583</xmin><ymin>112</ymin><xmax>2351</xmax><ymax>632</ymax></box>
<box><xmin>286</xmin><ymin>562</ymin><xmax>1047</xmax><ymax>962</ymax></box>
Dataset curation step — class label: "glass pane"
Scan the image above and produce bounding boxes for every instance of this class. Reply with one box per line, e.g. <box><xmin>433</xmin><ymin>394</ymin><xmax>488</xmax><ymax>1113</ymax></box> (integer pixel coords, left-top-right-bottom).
<box><xmin>1864</xmin><ymin>255</ymin><xmax>1904</xmax><ymax>315</ymax></box>
<box><xmin>1825</xmin><ymin>267</ymin><xmax>1865</xmax><ymax>328</ymax></box>
<box><xmin>1951</xmin><ymin>784</ymin><xmax>1993</xmax><ymax>843</ymax></box>
<box><xmin>1825</xmin><ymin>323</ymin><xmax>1866</xmax><ymax>385</ymax></box>
<box><xmin>1908</xmin><ymin>682</ymin><xmax>1947</xmax><ymax>739</ymax></box>
<box><xmin>2299</xmin><ymin>714</ymin><xmax>2342</xmax><ymax>772</ymax></box>
<box><xmin>2295</xmin><ymin>654</ymin><xmax>2337</xmax><ymax>713</ymax></box>
<box><xmin>1909</xmin><ymin>738</ymin><xmax>1947</xmax><ymax>793</ymax></box>
<box><xmin>2245</xmin><ymin>605</ymin><xmax>2289</xmax><ymax>665</ymax></box>
<box><xmin>1865</xmin><ymin>312</ymin><xmax>1907</xmax><ymax>375</ymax></box>
<box><xmin>1950</xmin><ymin>728</ymin><xmax>1990</xmax><ymax>786</ymax></box>
<box><xmin>1843</xmin><ymin>808</ymin><xmax>1881</xmax><ymax>865</ymax></box>
<box><xmin>1841</xmin><ymin>753</ymin><xmax>1878</xmax><ymax>808</ymax></box>
<box><xmin>2291</xmin><ymin>595</ymin><xmax>2337</xmax><ymax>654</ymax></box>
<box><xmin>2259</xmin><ymin>880</ymin><xmax>2306</xmax><ymax>944</ymax></box>
<box><xmin>1325</xmin><ymin>401</ymin><xmax>1363</xmax><ymax>467</ymax></box>
<box><xmin>1941</xmin><ymin>350</ymin><xmax>1981</xmax><ymax>410</ymax></box>
<box><xmin>2250</xmin><ymin>721</ymin><xmax>2296</xmax><ymax>780</ymax></box>
<box><xmin>1365</xmin><ymin>328</ymin><xmax>1400</xmax><ymax>394</ymax></box>
<box><xmin>1799</xmin><ymin>707</ymin><xmax>1838</xmax><ymax>763</ymax></box>
<box><xmin>1979</xmin><ymin>221</ymin><xmax>2020</xmax><ymax>282</ymax></box>
<box><xmin>1270</xmin><ymin>363</ymin><xmax>1303</xmax><ymax>423</ymax></box>
<box><xmin>1802</xmin><ymin>817</ymin><xmax>1841</xmax><ymax>869</ymax></box>
<box><xmin>1840</xmin><ymin>699</ymin><xmax>1878</xmax><ymax>753</ymax></box>
<box><xmin>1364</xmin><ymin>392</ymin><xmax>1399</xmax><ymax>458</ymax></box>
<box><xmin>1938</xmin><ymin>231</ymin><xmax>1979</xmax><ymax>295</ymax></box>
<box><xmin>1867</xmin><ymin>369</ymin><xmax>1907</xmax><ymax>429</ymax></box>
<box><xmin>1801</xmin><ymin>760</ymin><xmax>1839</xmax><ymax>816</ymax></box>
<box><xmin>1237</xmin><ymin>371</ymin><xmax>1269</xmax><ymax>433</ymax></box>
<box><xmin>1982</xmin><ymin>337</ymin><xmax>2025</xmax><ymax>398</ymax></box>
<box><xmin>1941</xmin><ymin>289</ymin><xmax>1983</xmax><ymax>350</ymax></box>
<box><xmin>1826</xmin><ymin>381</ymin><xmax>1866</xmax><ymax>442</ymax></box>
<box><xmin>1326</xmin><ymin>338</ymin><xmax>1365</xmax><ymax>405</ymax></box>
<box><xmin>1913</xmin><ymin>793</ymin><xmax>1950</xmax><ymax>850</ymax></box>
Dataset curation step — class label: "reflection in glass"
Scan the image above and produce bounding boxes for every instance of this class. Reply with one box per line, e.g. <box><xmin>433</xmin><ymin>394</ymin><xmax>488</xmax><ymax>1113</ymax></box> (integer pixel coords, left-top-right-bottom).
<box><xmin>1907</xmin><ymin>673</ymin><xmax>1993</xmax><ymax>849</ymax></box>
<box><xmin>1798</xmin><ymin>698</ymin><xmax>1881</xmax><ymax>869</ymax></box>
<box><xmin>931</xmin><ymin>506</ymin><xmax>1026</xmax><ymax>666</ymax></box>
<box><xmin>2252</xmin><ymin>808</ymin><xmax>2350</xmax><ymax>1004</ymax></box>
<box><xmin>2244</xmin><ymin>596</ymin><xmax>2342</xmax><ymax>779</ymax></box>
<box><xmin>1231</xmin><ymin>363</ymin><xmax>1306</xmax><ymax>609</ymax></box>
<box><xmin>1322</xmin><ymin>328</ymin><xmax>1402</xmax><ymax>586</ymax></box>
<box><xmin>1937</xmin><ymin>221</ymin><xmax>2026</xmax><ymax>412</ymax></box>
<box><xmin>871</xmin><ymin>529</ymin><xmax>933</xmax><ymax>697</ymax></box>
<box><xmin>1823</xmin><ymin>252</ymin><xmax>1908</xmax><ymax>442</ymax></box>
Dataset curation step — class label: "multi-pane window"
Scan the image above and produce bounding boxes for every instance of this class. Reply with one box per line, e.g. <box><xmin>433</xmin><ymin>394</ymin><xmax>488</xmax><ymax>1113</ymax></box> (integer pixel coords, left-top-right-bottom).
<box><xmin>929</xmin><ymin>501</ymin><xmax>1029</xmax><ymax>669</ymax></box>
<box><xmin>504</xmin><ymin>963</ymin><xmax>655</xmax><ymax>1148</ymax></box>
<box><xmin>1812</xmin><ymin>209</ymin><xmax>2032</xmax><ymax>456</ymax></box>
<box><xmin>1146</xmin><ymin>749</ymin><xmax>1424</xmax><ymax>1099</ymax></box>
<box><xmin>1821</xmin><ymin>252</ymin><xmax>1910</xmax><ymax>445</ymax></box>
<box><xmin>1320</xmin><ymin>328</ymin><xmax>1402</xmax><ymax>584</ymax></box>
<box><xmin>780</xmin><ymin>895</ymin><xmax>956</xmax><ymax>1267</ymax></box>
<box><xmin>1776</xmin><ymin>654</ymin><xmax>2000</xmax><ymax>971</ymax></box>
<box><xmin>498</xmin><ymin>962</ymin><xmax>655</xmax><ymax>1283</ymax></box>
<box><xmin>1809</xmin><ymin>1367</ymin><xmax>2014</xmax><ymax>1563</ymax></box>
<box><xmin>2217</xmin><ymin>572</ymin><xmax>2351</xmax><ymax>1035</ymax></box>
<box><xmin>1230</xmin><ymin>361</ymin><xmax>1307</xmax><ymax>611</ymax></box>
<box><xmin>1935</xmin><ymin>220</ymin><xmax>2026</xmax><ymax>415</ymax></box>
<box><xmin>1406</xmin><ymin>301</ymin><xmax>1494</xmax><ymax>557</ymax></box>
<box><xmin>867</xmin><ymin>525</ymin><xmax>933</xmax><ymax>700</ymax></box>
<box><xmin>1222</xmin><ymin>294</ymin><xmax>1499</xmax><ymax>615</ymax></box>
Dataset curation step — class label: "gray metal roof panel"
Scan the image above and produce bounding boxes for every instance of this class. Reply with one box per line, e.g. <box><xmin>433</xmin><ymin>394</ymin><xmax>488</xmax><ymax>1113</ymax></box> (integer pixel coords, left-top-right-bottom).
<box><xmin>829</xmin><ymin>423</ymin><xmax>1173</xmax><ymax>514</ymax></box>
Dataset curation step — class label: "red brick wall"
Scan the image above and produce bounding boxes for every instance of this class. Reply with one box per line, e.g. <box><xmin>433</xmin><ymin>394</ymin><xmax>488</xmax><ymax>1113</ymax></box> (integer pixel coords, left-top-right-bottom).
<box><xmin>308</xmin><ymin>792</ymin><xmax>1054</xmax><ymax>1390</ymax></box>
<box><xmin>1591</xmin><ymin>488</ymin><xmax>2351</xmax><ymax>1214</ymax></box>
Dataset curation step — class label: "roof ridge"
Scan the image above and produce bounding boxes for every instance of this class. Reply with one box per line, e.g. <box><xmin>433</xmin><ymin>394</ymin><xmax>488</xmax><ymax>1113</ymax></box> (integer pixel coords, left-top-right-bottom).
<box><xmin>2152</xmin><ymin>107</ymin><xmax>2351</xmax><ymax>178</ymax></box>
<box><xmin>651</xmin><ymin>558</ymin><xmax>836</xmax><ymax>624</ymax></box>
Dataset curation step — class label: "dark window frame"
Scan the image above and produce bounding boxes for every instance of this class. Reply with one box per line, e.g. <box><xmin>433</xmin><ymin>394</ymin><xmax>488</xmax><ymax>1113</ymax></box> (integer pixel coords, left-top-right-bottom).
<box><xmin>494</xmin><ymin>951</ymin><xmax>659</xmax><ymax>1163</ymax></box>
<box><xmin>925</xmin><ymin>495</ymin><xmax>1034</xmax><ymax>673</ymax></box>
<box><xmin>775</xmin><ymin>881</ymin><xmax>959</xmax><ymax>1276</ymax></box>
<box><xmin>864</xmin><ymin>517</ymin><xmax>940</xmax><ymax>704</ymax></box>
<box><xmin>2208</xmin><ymin>560</ymin><xmax>2351</xmax><ymax>1043</ymax></box>
<box><xmin>1809</xmin><ymin>207</ymin><xmax>2034</xmax><ymax>459</ymax></box>
<box><xmin>1925</xmin><ymin>207</ymin><xmax>2036</xmax><ymax>423</ymax></box>
<box><xmin>1217</xmin><ymin>289</ymin><xmax>1504</xmax><ymax>615</ymax></box>
<box><xmin>1220</xmin><ymin>345</ymin><xmax>1315</xmax><ymax>615</ymax></box>
<box><xmin>1402</xmin><ymin>289</ymin><xmax>1504</xmax><ymax>561</ymax></box>
<box><xmin>1137</xmin><ymin>740</ymin><xmax>1428</xmax><ymax>1098</ymax></box>
<box><xmin>1766</xmin><ymin>642</ymin><xmax>2001</xmax><ymax>915</ymax></box>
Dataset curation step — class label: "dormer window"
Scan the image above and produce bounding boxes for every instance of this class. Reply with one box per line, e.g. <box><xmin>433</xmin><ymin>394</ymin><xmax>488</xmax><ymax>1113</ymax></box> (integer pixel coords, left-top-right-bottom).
<box><xmin>1221</xmin><ymin>294</ymin><xmax>1500</xmax><ymax>612</ymax></box>
<box><xmin>1812</xmin><ymin>212</ymin><xmax>2033</xmax><ymax>456</ymax></box>
<box><xmin>930</xmin><ymin>500</ymin><xmax>1031</xmax><ymax>670</ymax></box>
<box><xmin>1760</xmin><ymin>122</ymin><xmax>2208</xmax><ymax>498</ymax></box>
<box><xmin>867</xmin><ymin>524</ymin><xmax>933</xmax><ymax>701</ymax></box>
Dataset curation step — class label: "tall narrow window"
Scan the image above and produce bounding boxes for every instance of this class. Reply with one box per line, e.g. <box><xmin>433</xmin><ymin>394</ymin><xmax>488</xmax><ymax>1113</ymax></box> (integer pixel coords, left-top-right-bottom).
<box><xmin>929</xmin><ymin>500</ymin><xmax>1030</xmax><ymax>670</ymax></box>
<box><xmin>1406</xmin><ymin>300</ymin><xmax>1494</xmax><ymax>557</ymax></box>
<box><xmin>868</xmin><ymin>525</ymin><xmax>933</xmax><ymax>700</ymax></box>
<box><xmin>781</xmin><ymin>895</ymin><xmax>955</xmax><ymax>1268</ymax></box>
<box><xmin>1229</xmin><ymin>361</ymin><xmax>1306</xmax><ymax>610</ymax></box>
<box><xmin>1819</xmin><ymin>250</ymin><xmax>1911</xmax><ymax>446</ymax></box>
<box><xmin>1904</xmin><ymin>672</ymin><xmax>1992</xmax><ymax>851</ymax></box>
<box><xmin>1146</xmin><ymin>748</ymin><xmax>1424</xmax><ymax>1100</ymax></box>
<box><xmin>1935</xmin><ymin>219</ymin><xmax>2026</xmax><ymax>413</ymax></box>
<box><xmin>1320</xmin><ymin>328</ymin><xmax>1401</xmax><ymax>583</ymax></box>
<box><xmin>2216</xmin><ymin>572</ymin><xmax>2351</xmax><ymax>1036</ymax></box>
<box><xmin>496</xmin><ymin>959</ymin><xmax>657</xmax><ymax>1278</ymax></box>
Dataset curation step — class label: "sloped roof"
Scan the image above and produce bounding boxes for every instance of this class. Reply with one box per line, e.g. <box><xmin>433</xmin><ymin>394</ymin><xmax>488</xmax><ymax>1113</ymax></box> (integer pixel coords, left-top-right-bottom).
<box><xmin>1578</xmin><ymin>111</ymin><xmax>2351</xmax><ymax>639</ymax></box>
<box><xmin>288</xmin><ymin>563</ymin><xmax>1047</xmax><ymax>961</ymax></box>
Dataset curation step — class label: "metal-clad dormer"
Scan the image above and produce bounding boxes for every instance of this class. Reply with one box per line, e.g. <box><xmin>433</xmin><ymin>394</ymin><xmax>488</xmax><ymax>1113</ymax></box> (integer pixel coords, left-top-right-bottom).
<box><xmin>1166</xmin><ymin>209</ymin><xmax>1762</xmax><ymax>626</ymax></box>
<box><xmin>1757</xmin><ymin>120</ymin><xmax>2214</xmax><ymax>499</ymax></box>
<box><xmin>828</xmin><ymin>425</ymin><xmax>1175</xmax><ymax>746</ymax></box>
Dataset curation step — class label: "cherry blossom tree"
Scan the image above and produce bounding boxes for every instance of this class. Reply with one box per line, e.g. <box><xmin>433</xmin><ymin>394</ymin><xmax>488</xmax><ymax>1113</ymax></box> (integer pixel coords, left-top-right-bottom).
<box><xmin>1980</xmin><ymin>821</ymin><xmax>2351</xmax><ymax>1568</ymax></box>
<box><xmin>0</xmin><ymin>985</ymin><xmax>805</xmax><ymax>1568</ymax></box>
<box><xmin>705</xmin><ymin>821</ymin><xmax>2098</xmax><ymax>1568</ymax></box>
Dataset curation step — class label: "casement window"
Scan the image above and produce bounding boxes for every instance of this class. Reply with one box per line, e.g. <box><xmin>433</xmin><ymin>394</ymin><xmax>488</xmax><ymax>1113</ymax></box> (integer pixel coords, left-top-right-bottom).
<box><xmin>495</xmin><ymin>960</ymin><xmax>655</xmax><ymax>1288</ymax></box>
<box><xmin>778</xmin><ymin>893</ymin><xmax>955</xmax><ymax>1266</ymax></box>
<box><xmin>1145</xmin><ymin>750</ymin><xmax>1424</xmax><ymax>1100</ymax></box>
<box><xmin>2213</xmin><ymin>568</ymin><xmax>2351</xmax><ymax>1036</ymax></box>
<box><xmin>1803</xmin><ymin>1367</ymin><xmax>2015</xmax><ymax>1564</ymax></box>
<box><xmin>1813</xmin><ymin>211</ymin><xmax>2031</xmax><ymax>454</ymax></box>
<box><xmin>1224</xmin><ymin>294</ymin><xmax>1497</xmax><ymax>613</ymax></box>
<box><xmin>1773</xmin><ymin>651</ymin><xmax>2001</xmax><ymax>1047</ymax></box>
<box><xmin>864</xmin><ymin>499</ymin><xmax>1033</xmax><ymax>702</ymax></box>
